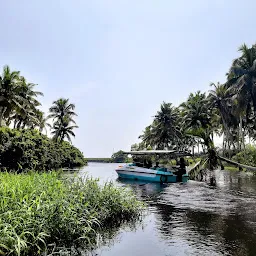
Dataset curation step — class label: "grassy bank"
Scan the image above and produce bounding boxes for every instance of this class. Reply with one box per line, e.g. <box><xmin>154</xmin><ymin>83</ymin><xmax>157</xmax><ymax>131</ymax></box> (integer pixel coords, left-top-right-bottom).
<box><xmin>0</xmin><ymin>172</ymin><xmax>143</xmax><ymax>255</ymax></box>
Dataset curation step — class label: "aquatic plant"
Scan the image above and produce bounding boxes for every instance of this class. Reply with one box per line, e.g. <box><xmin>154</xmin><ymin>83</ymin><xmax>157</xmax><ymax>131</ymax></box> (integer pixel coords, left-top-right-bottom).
<box><xmin>0</xmin><ymin>172</ymin><xmax>143</xmax><ymax>255</ymax></box>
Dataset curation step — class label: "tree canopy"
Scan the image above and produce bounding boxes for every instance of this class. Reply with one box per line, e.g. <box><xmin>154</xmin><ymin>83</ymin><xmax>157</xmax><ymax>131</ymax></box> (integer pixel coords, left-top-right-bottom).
<box><xmin>0</xmin><ymin>65</ymin><xmax>84</xmax><ymax>170</ymax></box>
<box><xmin>135</xmin><ymin>43</ymin><xmax>256</xmax><ymax>156</ymax></box>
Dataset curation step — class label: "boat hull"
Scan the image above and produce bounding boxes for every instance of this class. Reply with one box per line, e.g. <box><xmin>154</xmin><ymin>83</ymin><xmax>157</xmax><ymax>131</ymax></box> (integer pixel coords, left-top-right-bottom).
<box><xmin>116</xmin><ymin>165</ymin><xmax>188</xmax><ymax>183</ymax></box>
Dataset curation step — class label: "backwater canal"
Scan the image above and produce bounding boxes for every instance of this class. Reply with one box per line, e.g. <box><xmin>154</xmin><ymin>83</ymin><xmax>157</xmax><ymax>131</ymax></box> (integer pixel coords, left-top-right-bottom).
<box><xmin>78</xmin><ymin>163</ymin><xmax>256</xmax><ymax>256</ymax></box>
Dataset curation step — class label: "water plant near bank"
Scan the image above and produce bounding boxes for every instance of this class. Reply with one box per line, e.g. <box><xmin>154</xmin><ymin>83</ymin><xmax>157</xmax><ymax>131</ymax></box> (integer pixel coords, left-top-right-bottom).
<box><xmin>0</xmin><ymin>171</ymin><xmax>143</xmax><ymax>255</ymax></box>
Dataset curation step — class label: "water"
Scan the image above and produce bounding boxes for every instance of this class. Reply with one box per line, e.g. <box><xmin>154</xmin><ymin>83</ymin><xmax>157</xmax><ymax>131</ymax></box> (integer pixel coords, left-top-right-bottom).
<box><xmin>78</xmin><ymin>163</ymin><xmax>256</xmax><ymax>256</ymax></box>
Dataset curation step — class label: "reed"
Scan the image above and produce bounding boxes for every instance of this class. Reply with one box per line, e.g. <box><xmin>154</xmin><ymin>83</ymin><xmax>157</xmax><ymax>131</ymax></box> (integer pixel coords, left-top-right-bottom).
<box><xmin>0</xmin><ymin>172</ymin><xmax>143</xmax><ymax>255</ymax></box>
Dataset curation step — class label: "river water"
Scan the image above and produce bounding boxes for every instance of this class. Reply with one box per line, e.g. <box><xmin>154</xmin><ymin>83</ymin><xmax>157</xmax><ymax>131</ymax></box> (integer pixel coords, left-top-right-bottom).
<box><xmin>79</xmin><ymin>163</ymin><xmax>256</xmax><ymax>256</ymax></box>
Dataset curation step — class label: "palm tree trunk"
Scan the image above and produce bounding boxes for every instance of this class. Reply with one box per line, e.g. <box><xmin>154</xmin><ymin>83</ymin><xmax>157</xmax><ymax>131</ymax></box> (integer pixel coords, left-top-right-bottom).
<box><xmin>228</xmin><ymin>140</ymin><xmax>231</xmax><ymax>158</ymax></box>
<box><xmin>223</xmin><ymin>133</ymin><xmax>225</xmax><ymax>156</ymax></box>
<box><xmin>251</xmin><ymin>91</ymin><xmax>256</xmax><ymax>117</ymax></box>
<box><xmin>0</xmin><ymin>106</ymin><xmax>6</xmax><ymax>126</ymax></box>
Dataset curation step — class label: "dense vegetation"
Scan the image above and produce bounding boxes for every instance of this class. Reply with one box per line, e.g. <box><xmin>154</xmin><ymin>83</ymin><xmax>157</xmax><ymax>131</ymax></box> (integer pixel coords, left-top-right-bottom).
<box><xmin>0</xmin><ymin>127</ymin><xmax>86</xmax><ymax>171</ymax></box>
<box><xmin>232</xmin><ymin>145</ymin><xmax>256</xmax><ymax>166</ymax></box>
<box><xmin>132</xmin><ymin>43</ymin><xmax>256</xmax><ymax>167</ymax></box>
<box><xmin>0</xmin><ymin>65</ymin><xmax>85</xmax><ymax>170</ymax></box>
<box><xmin>111</xmin><ymin>150</ymin><xmax>131</xmax><ymax>163</ymax></box>
<box><xmin>0</xmin><ymin>172</ymin><xmax>143</xmax><ymax>255</ymax></box>
<box><xmin>0</xmin><ymin>65</ymin><xmax>143</xmax><ymax>256</ymax></box>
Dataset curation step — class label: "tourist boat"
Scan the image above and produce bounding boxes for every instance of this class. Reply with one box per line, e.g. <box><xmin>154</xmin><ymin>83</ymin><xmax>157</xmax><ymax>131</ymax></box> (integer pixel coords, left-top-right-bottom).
<box><xmin>116</xmin><ymin>150</ymin><xmax>191</xmax><ymax>183</ymax></box>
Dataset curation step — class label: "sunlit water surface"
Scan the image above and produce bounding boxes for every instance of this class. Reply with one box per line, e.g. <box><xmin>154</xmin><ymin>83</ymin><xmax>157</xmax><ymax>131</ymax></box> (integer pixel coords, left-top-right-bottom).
<box><xmin>76</xmin><ymin>163</ymin><xmax>256</xmax><ymax>256</ymax></box>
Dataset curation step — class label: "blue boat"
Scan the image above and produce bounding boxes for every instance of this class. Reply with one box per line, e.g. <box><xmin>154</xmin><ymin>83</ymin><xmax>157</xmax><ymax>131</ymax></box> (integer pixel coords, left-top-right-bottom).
<box><xmin>115</xmin><ymin>150</ymin><xmax>191</xmax><ymax>183</ymax></box>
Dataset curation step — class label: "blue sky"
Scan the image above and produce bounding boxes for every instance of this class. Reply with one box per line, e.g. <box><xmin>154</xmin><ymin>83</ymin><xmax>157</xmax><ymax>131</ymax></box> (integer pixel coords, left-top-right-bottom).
<box><xmin>1</xmin><ymin>0</ymin><xmax>256</xmax><ymax>157</ymax></box>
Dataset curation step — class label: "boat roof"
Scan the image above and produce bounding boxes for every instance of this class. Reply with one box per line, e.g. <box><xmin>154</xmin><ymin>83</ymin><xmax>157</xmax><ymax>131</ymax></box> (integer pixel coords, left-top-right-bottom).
<box><xmin>123</xmin><ymin>150</ymin><xmax>191</xmax><ymax>156</ymax></box>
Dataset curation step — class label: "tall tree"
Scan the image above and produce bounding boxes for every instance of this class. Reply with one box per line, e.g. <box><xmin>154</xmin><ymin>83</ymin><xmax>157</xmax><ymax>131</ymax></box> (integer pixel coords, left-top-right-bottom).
<box><xmin>208</xmin><ymin>82</ymin><xmax>237</xmax><ymax>150</ymax></box>
<box><xmin>48</xmin><ymin>98</ymin><xmax>77</xmax><ymax>124</ymax></box>
<box><xmin>49</xmin><ymin>98</ymin><xmax>78</xmax><ymax>142</ymax></box>
<box><xmin>144</xmin><ymin>102</ymin><xmax>182</xmax><ymax>150</ymax></box>
<box><xmin>180</xmin><ymin>91</ymin><xmax>211</xmax><ymax>130</ymax></box>
<box><xmin>35</xmin><ymin>110</ymin><xmax>51</xmax><ymax>134</ymax></box>
<box><xmin>180</xmin><ymin>91</ymin><xmax>213</xmax><ymax>153</ymax></box>
<box><xmin>51</xmin><ymin>116</ymin><xmax>78</xmax><ymax>142</ymax></box>
<box><xmin>227</xmin><ymin>43</ymin><xmax>256</xmax><ymax>116</ymax></box>
<box><xmin>0</xmin><ymin>65</ymin><xmax>21</xmax><ymax>126</ymax></box>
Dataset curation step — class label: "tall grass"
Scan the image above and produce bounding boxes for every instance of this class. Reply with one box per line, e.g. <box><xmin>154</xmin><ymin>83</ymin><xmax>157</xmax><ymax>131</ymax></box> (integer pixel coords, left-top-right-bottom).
<box><xmin>0</xmin><ymin>172</ymin><xmax>143</xmax><ymax>255</ymax></box>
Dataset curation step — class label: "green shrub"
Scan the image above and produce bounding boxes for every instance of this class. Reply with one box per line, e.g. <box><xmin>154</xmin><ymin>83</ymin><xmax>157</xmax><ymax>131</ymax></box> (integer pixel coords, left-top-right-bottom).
<box><xmin>0</xmin><ymin>172</ymin><xmax>143</xmax><ymax>255</ymax></box>
<box><xmin>232</xmin><ymin>145</ymin><xmax>256</xmax><ymax>166</ymax></box>
<box><xmin>0</xmin><ymin>127</ymin><xmax>86</xmax><ymax>171</ymax></box>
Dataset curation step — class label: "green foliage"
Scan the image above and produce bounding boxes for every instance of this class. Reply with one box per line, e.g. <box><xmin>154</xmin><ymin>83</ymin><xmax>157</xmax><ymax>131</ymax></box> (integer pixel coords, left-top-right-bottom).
<box><xmin>111</xmin><ymin>150</ymin><xmax>127</xmax><ymax>163</ymax></box>
<box><xmin>138</xmin><ymin>102</ymin><xmax>184</xmax><ymax>150</ymax></box>
<box><xmin>0</xmin><ymin>65</ymin><xmax>44</xmax><ymax>129</ymax></box>
<box><xmin>232</xmin><ymin>145</ymin><xmax>256</xmax><ymax>166</ymax></box>
<box><xmin>0</xmin><ymin>127</ymin><xmax>86</xmax><ymax>171</ymax></box>
<box><xmin>0</xmin><ymin>65</ymin><xmax>79</xmax><ymax>144</ymax></box>
<box><xmin>49</xmin><ymin>98</ymin><xmax>78</xmax><ymax>142</ymax></box>
<box><xmin>0</xmin><ymin>172</ymin><xmax>143</xmax><ymax>255</ymax></box>
<box><xmin>134</xmin><ymin>43</ymin><xmax>256</xmax><ymax>161</ymax></box>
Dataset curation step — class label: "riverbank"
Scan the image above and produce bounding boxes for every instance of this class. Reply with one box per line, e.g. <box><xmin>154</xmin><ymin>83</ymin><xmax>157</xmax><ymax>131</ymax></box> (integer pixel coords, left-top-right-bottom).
<box><xmin>0</xmin><ymin>171</ymin><xmax>143</xmax><ymax>255</ymax></box>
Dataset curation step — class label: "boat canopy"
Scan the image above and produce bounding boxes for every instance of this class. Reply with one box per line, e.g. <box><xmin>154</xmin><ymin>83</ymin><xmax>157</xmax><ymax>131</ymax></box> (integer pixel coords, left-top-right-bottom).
<box><xmin>122</xmin><ymin>150</ymin><xmax>191</xmax><ymax>157</ymax></box>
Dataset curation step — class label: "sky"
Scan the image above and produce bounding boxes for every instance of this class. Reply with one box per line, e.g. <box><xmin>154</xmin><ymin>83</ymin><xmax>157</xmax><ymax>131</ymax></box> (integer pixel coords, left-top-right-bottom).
<box><xmin>1</xmin><ymin>0</ymin><xmax>256</xmax><ymax>157</ymax></box>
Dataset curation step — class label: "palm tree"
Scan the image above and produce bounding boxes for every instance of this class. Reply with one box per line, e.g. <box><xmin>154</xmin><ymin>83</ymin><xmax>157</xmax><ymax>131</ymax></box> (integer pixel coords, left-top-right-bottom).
<box><xmin>34</xmin><ymin>110</ymin><xmax>51</xmax><ymax>134</ymax></box>
<box><xmin>0</xmin><ymin>66</ymin><xmax>43</xmax><ymax>128</ymax></box>
<box><xmin>18</xmin><ymin>76</ymin><xmax>43</xmax><ymax>107</ymax></box>
<box><xmin>13</xmin><ymin>108</ymin><xmax>39</xmax><ymax>129</ymax></box>
<box><xmin>13</xmin><ymin>77</ymin><xmax>43</xmax><ymax>129</ymax></box>
<box><xmin>208</xmin><ymin>82</ymin><xmax>237</xmax><ymax>151</ymax></box>
<box><xmin>180</xmin><ymin>91</ymin><xmax>211</xmax><ymax>130</ymax></box>
<box><xmin>150</xmin><ymin>102</ymin><xmax>182</xmax><ymax>150</ymax></box>
<box><xmin>138</xmin><ymin>124</ymin><xmax>157</xmax><ymax>149</ymax></box>
<box><xmin>48</xmin><ymin>98</ymin><xmax>77</xmax><ymax>124</ymax></box>
<box><xmin>51</xmin><ymin>116</ymin><xmax>78</xmax><ymax>142</ymax></box>
<box><xmin>180</xmin><ymin>91</ymin><xmax>212</xmax><ymax>153</ymax></box>
<box><xmin>227</xmin><ymin>43</ymin><xmax>256</xmax><ymax>116</ymax></box>
<box><xmin>0</xmin><ymin>65</ymin><xmax>21</xmax><ymax>126</ymax></box>
<box><xmin>49</xmin><ymin>98</ymin><xmax>78</xmax><ymax>142</ymax></box>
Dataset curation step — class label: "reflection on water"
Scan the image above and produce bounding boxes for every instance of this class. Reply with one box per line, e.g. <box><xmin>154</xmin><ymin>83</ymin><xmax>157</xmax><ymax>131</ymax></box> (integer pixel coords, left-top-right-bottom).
<box><xmin>80</xmin><ymin>163</ymin><xmax>256</xmax><ymax>256</ymax></box>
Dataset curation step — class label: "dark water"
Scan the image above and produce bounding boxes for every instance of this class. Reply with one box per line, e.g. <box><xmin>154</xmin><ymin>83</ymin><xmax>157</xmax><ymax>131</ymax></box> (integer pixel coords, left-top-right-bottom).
<box><xmin>79</xmin><ymin>163</ymin><xmax>256</xmax><ymax>256</ymax></box>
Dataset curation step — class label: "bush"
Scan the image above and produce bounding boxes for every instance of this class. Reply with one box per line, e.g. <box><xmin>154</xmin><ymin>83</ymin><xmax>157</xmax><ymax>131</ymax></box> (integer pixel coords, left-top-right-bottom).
<box><xmin>0</xmin><ymin>172</ymin><xmax>143</xmax><ymax>255</ymax></box>
<box><xmin>0</xmin><ymin>127</ymin><xmax>86</xmax><ymax>171</ymax></box>
<box><xmin>111</xmin><ymin>150</ymin><xmax>128</xmax><ymax>163</ymax></box>
<box><xmin>232</xmin><ymin>145</ymin><xmax>256</xmax><ymax>166</ymax></box>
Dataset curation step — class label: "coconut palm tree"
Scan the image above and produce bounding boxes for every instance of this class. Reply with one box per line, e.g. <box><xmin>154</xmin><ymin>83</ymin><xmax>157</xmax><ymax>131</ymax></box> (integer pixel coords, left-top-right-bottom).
<box><xmin>48</xmin><ymin>98</ymin><xmax>77</xmax><ymax>124</ymax></box>
<box><xmin>34</xmin><ymin>110</ymin><xmax>51</xmax><ymax>134</ymax></box>
<box><xmin>180</xmin><ymin>91</ymin><xmax>211</xmax><ymax>130</ymax></box>
<box><xmin>49</xmin><ymin>98</ymin><xmax>78</xmax><ymax>142</ymax></box>
<box><xmin>0</xmin><ymin>65</ymin><xmax>21</xmax><ymax>126</ymax></box>
<box><xmin>227</xmin><ymin>43</ymin><xmax>256</xmax><ymax>116</ymax></box>
<box><xmin>180</xmin><ymin>91</ymin><xmax>213</xmax><ymax>153</ymax></box>
<box><xmin>150</xmin><ymin>102</ymin><xmax>182</xmax><ymax>150</ymax></box>
<box><xmin>208</xmin><ymin>82</ymin><xmax>237</xmax><ymax>151</ymax></box>
<box><xmin>51</xmin><ymin>115</ymin><xmax>78</xmax><ymax>142</ymax></box>
<box><xmin>18</xmin><ymin>76</ymin><xmax>43</xmax><ymax>113</ymax></box>
<box><xmin>138</xmin><ymin>124</ymin><xmax>157</xmax><ymax>149</ymax></box>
